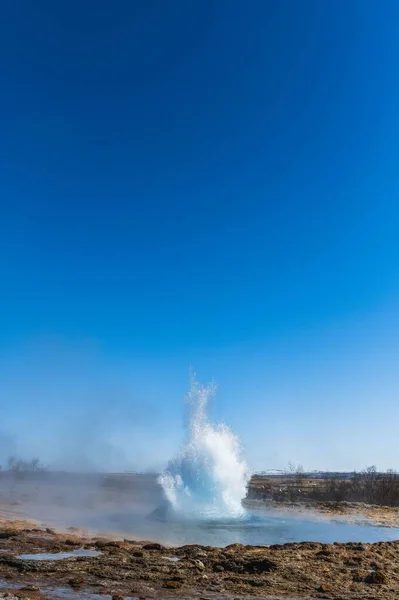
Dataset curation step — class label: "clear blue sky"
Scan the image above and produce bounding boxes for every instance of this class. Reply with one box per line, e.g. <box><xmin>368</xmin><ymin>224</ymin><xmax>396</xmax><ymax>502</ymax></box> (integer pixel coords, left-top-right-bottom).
<box><xmin>1</xmin><ymin>1</ymin><xmax>398</xmax><ymax>472</ymax></box>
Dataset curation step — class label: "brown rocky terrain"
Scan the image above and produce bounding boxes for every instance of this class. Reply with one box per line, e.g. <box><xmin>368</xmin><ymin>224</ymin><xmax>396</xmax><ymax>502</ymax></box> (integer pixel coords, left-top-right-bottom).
<box><xmin>0</xmin><ymin>519</ymin><xmax>398</xmax><ymax>600</ymax></box>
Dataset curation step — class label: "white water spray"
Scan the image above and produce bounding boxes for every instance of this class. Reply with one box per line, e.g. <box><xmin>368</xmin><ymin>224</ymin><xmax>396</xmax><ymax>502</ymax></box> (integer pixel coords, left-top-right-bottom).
<box><xmin>158</xmin><ymin>375</ymin><xmax>249</xmax><ymax>519</ymax></box>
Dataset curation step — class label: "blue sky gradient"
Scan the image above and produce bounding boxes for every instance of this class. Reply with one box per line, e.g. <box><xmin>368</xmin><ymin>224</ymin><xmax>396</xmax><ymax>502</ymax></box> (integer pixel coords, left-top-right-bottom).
<box><xmin>1</xmin><ymin>1</ymin><xmax>398</xmax><ymax>471</ymax></box>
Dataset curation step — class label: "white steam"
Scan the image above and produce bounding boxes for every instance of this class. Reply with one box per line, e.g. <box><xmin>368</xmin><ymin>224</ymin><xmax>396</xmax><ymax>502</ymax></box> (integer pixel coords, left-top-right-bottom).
<box><xmin>158</xmin><ymin>374</ymin><xmax>249</xmax><ymax>519</ymax></box>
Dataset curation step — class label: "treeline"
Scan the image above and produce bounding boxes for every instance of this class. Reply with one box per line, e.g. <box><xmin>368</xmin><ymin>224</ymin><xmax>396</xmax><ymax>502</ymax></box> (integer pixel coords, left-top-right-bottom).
<box><xmin>312</xmin><ymin>467</ymin><xmax>399</xmax><ymax>507</ymax></box>
<box><xmin>0</xmin><ymin>456</ymin><xmax>46</xmax><ymax>473</ymax></box>
<box><xmin>249</xmin><ymin>466</ymin><xmax>399</xmax><ymax>507</ymax></box>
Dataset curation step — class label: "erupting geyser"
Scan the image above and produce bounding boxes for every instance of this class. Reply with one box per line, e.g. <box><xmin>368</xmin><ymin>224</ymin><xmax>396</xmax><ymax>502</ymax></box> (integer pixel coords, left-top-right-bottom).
<box><xmin>157</xmin><ymin>374</ymin><xmax>249</xmax><ymax>520</ymax></box>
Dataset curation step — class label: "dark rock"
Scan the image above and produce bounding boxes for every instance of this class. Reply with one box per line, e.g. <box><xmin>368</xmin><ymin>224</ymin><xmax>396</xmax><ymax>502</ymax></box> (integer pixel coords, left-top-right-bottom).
<box><xmin>21</xmin><ymin>586</ymin><xmax>40</xmax><ymax>591</ymax></box>
<box><xmin>142</xmin><ymin>543</ymin><xmax>166</xmax><ymax>551</ymax></box>
<box><xmin>248</xmin><ymin>579</ymin><xmax>266</xmax><ymax>587</ymax></box>
<box><xmin>365</xmin><ymin>571</ymin><xmax>387</xmax><ymax>584</ymax></box>
<box><xmin>176</xmin><ymin>543</ymin><xmax>213</xmax><ymax>561</ymax></box>
<box><xmin>0</xmin><ymin>556</ymin><xmax>25</xmax><ymax>570</ymax></box>
<box><xmin>68</xmin><ymin>577</ymin><xmax>84</xmax><ymax>587</ymax></box>
<box><xmin>163</xmin><ymin>580</ymin><xmax>181</xmax><ymax>589</ymax></box>
<box><xmin>165</xmin><ymin>574</ymin><xmax>185</xmax><ymax>583</ymax></box>
<box><xmin>217</xmin><ymin>557</ymin><xmax>277</xmax><ymax>574</ymax></box>
<box><xmin>352</xmin><ymin>571</ymin><xmax>363</xmax><ymax>583</ymax></box>
<box><xmin>106</xmin><ymin>541</ymin><xmax>124</xmax><ymax>548</ymax></box>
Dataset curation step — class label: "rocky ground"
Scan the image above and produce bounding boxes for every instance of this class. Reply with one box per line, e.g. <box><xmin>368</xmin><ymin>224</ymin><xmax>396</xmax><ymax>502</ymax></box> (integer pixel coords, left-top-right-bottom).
<box><xmin>0</xmin><ymin>519</ymin><xmax>398</xmax><ymax>600</ymax></box>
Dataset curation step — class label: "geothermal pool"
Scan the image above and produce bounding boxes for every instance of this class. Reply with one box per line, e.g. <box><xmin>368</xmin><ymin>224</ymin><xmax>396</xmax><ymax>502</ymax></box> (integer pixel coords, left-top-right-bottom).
<box><xmin>85</xmin><ymin>506</ymin><xmax>398</xmax><ymax>547</ymax></box>
<box><xmin>1</xmin><ymin>377</ymin><xmax>398</xmax><ymax>548</ymax></box>
<box><xmin>2</xmin><ymin>471</ymin><xmax>398</xmax><ymax>548</ymax></box>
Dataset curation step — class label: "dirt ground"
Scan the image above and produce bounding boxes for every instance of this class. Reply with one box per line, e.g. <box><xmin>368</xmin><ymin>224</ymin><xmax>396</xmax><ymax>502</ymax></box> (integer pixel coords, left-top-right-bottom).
<box><xmin>0</xmin><ymin>518</ymin><xmax>398</xmax><ymax>600</ymax></box>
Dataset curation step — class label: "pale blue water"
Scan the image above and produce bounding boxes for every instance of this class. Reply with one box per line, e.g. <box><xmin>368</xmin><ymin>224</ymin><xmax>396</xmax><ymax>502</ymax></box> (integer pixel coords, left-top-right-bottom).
<box><xmin>87</xmin><ymin>507</ymin><xmax>399</xmax><ymax>547</ymax></box>
<box><xmin>17</xmin><ymin>549</ymin><xmax>101</xmax><ymax>560</ymax></box>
